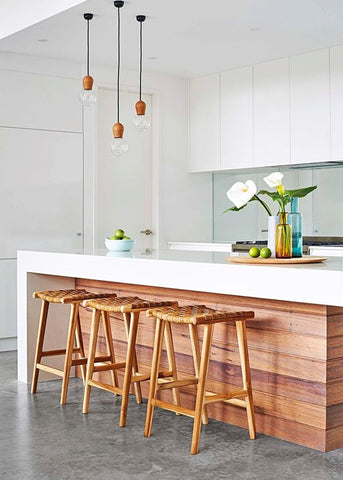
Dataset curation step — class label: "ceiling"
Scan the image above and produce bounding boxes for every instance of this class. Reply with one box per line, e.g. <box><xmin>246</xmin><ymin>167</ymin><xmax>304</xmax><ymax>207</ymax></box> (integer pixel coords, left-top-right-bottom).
<box><xmin>2</xmin><ymin>0</ymin><xmax>343</xmax><ymax>78</ymax></box>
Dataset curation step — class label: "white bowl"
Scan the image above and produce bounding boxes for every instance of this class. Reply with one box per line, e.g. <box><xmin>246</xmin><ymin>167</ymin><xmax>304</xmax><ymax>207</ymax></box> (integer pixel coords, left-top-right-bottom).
<box><xmin>106</xmin><ymin>251</ymin><xmax>134</xmax><ymax>258</ymax></box>
<box><xmin>105</xmin><ymin>237</ymin><xmax>135</xmax><ymax>252</ymax></box>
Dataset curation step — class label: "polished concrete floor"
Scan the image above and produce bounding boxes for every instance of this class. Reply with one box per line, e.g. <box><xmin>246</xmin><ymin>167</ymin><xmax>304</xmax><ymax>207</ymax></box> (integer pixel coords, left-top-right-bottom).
<box><xmin>1</xmin><ymin>351</ymin><xmax>343</xmax><ymax>480</ymax></box>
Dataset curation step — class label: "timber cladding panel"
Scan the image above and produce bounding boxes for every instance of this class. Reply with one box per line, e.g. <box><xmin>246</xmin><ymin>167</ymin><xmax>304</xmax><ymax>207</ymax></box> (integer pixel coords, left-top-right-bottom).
<box><xmin>75</xmin><ymin>278</ymin><xmax>343</xmax><ymax>452</ymax></box>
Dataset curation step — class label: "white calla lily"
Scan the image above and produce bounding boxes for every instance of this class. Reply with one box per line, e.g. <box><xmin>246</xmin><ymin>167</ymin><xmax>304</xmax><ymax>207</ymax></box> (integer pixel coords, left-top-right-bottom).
<box><xmin>264</xmin><ymin>172</ymin><xmax>284</xmax><ymax>188</ymax></box>
<box><xmin>226</xmin><ymin>180</ymin><xmax>257</xmax><ymax>209</ymax></box>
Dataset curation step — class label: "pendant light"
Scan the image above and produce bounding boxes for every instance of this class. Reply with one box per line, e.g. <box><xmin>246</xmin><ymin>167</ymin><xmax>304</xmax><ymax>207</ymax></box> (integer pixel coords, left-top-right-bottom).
<box><xmin>80</xmin><ymin>13</ymin><xmax>96</xmax><ymax>106</ymax></box>
<box><xmin>133</xmin><ymin>15</ymin><xmax>151</xmax><ymax>131</ymax></box>
<box><xmin>111</xmin><ymin>0</ymin><xmax>128</xmax><ymax>156</ymax></box>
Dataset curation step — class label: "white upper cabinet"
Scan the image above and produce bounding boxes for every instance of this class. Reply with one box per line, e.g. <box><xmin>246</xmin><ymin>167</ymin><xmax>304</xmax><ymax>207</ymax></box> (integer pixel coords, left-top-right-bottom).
<box><xmin>330</xmin><ymin>45</ymin><xmax>343</xmax><ymax>161</ymax></box>
<box><xmin>0</xmin><ymin>70</ymin><xmax>82</xmax><ymax>133</ymax></box>
<box><xmin>189</xmin><ymin>47</ymin><xmax>340</xmax><ymax>172</ymax></box>
<box><xmin>189</xmin><ymin>74</ymin><xmax>220</xmax><ymax>172</ymax></box>
<box><xmin>220</xmin><ymin>67</ymin><xmax>253</xmax><ymax>170</ymax></box>
<box><xmin>290</xmin><ymin>49</ymin><xmax>330</xmax><ymax>164</ymax></box>
<box><xmin>253</xmin><ymin>58</ymin><xmax>290</xmax><ymax>167</ymax></box>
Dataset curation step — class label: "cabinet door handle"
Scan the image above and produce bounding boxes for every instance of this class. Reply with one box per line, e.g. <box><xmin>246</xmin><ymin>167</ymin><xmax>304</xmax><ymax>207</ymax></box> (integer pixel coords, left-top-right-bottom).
<box><xmin>261</xmin><ymin>229</ymin><xmax>268</xmax><ymax>233</ymax></box>
<box><xmin>140</xmin><ymin>229</ymin><xmax>153</xmax><ymax>236</ymax></box>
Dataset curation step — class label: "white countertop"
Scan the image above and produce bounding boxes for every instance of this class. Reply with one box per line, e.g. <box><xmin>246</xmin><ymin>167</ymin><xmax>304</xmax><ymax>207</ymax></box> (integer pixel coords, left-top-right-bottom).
<box><xmin>17</xmin><ymin>249</ymin><xmax>343</xmax><ymax>307</ymax></box>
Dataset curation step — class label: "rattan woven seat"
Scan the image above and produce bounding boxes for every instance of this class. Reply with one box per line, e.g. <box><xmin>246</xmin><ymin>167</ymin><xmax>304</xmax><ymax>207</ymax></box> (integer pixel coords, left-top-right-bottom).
<box><xmin>146</xmin><ymin>304</ymin><xmax>255</xmax><ymax>325</ymax></box>
<box><xmin>144</xmin><ymin>304</ymin><xmax>256</xmax><ymax>455</ymax></box>
<box><xmin>31</xmin><ymin>289</ymin><xmax>113</xmax><ymax>404</ymax></box>
<box><xmin>84</xmin><ymin>295</ymin><xmax>179</xmax><ymax>313</ymax></box>
<box><xmin>82</xmin><ymin>295</ymin><xmax>179</xmax><ymax>427</ymax></box>
<box><xmin>33</xmin><ymin>289</ymin><xmax>110</xmax><ymax>304</ymax></box>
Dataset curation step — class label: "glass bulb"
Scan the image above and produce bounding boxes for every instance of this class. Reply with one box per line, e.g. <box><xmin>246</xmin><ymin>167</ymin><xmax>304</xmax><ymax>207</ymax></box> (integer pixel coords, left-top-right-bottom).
<box><xmin>133</xmin><ymin>114</ymin><xmax>151</xmax><ymax>132</ymax></box>
<box><xmin>79</xmin><ymin>89</ymin><xmax>97</xmax><ymax>106</ymax></box>
<box><xmin>110</xmin><ymin>138</ymin><xmax>129</xmax><ymax>156</ymax></box>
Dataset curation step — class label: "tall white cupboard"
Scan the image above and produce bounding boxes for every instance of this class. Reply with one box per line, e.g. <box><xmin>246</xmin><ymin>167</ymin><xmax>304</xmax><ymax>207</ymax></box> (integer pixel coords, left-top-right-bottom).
<box><xmin>0</xmin><ymin>70</ymin><xmax>83</xmax><ymax>351</ymax></box>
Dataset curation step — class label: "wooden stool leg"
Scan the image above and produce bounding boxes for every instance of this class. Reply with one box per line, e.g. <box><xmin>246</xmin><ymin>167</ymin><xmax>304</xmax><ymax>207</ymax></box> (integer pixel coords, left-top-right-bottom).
<box><xmin>123</xmin><ymin>312</ymin><xmax>142</xmax><ymax>405</ymax></box>
<box><xmin>102</xmin><ymin>311</ymin><xmax>119</xmax><ymax>389</ymax></box>
<box><xmin>83</xmin><ymin>309</ymin><xmax>101</xmax><ymax>414</ymax></box>
<box><xmin>60</xmin><ymin>303</ymin><xmax>79</xmax><ymax>405</ymax></box>
<box><xmin>75</xmin><ymin>313</ymin><xmax>86</xmax><ymax>384</ymax></box>
<box><xmin>189</xmin><ymin>324</ymin><xmax>209</xmax><ymax>425</ymax></box>
<box><xmin>164</xmin><ymin>322</ymin><xmax>181</xmax><ymax>409</ymax></box>
<box><xmin>119</xmin><ymin>311</ymin><xmax>140</xmax><ymax>427</ymax></box>
<box><xmin>191</xmin><ymin>323</ymin><xmax>214</xmax><ymax>455</ymax></box>
<box><xmin>31</xmin><ymin>300</ymin><xmax>49</xmax><ymax>394</ymax></box>
<box><xmin>236</xmin><ymin>320</ymin><xmax>256</xmax><ymax>440</ymax></box>
<box><xmin>144</xmin><ymin>318</ymin><xmax>165</xmax><ymax>438</ymax></box>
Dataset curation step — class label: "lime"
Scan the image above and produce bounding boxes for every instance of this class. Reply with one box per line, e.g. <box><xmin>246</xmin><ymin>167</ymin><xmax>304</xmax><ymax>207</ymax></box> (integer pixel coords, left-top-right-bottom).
<box><xmin>123</xmin><ymin>236</ymin><xmax>131</xmax><ymax>240</ymax></box>
<box><xmin>114</xmin><ymin>229</ymin><xmax>125</xmax><ymax>239</ymax></box>
<box><xmin>260</xmin><ymin>247</ymin><xmax>272</xmax><ymax>258</ymax></box>
<box><xmin>249</xmin><ymin>247</ymin><xmax>260</xmax><ymax>258</ymax></box>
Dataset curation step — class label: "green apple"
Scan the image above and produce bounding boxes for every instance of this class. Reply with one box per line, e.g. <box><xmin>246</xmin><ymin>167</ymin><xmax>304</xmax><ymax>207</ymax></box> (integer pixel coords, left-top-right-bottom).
<box><xmin>114</xmin><ymin>229</ymin><xmax>125</xmax><ymax>239</ymax></box>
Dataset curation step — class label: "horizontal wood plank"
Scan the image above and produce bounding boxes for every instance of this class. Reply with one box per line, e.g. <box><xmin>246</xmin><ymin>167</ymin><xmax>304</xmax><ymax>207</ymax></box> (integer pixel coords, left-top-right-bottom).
<box><xmin>75</xmin><ymin>277</ymin><xmax>343</xmax><ymax>452</ymax></box>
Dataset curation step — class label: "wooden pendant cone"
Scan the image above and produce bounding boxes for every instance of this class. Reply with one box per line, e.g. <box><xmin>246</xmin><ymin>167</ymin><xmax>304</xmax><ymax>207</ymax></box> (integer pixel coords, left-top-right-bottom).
<box><xmin>112</xmin><ymin>122</ymin><xmax>124</xmax><ymax>138</ymax></box>
<box><xmin>83</xmin><ymin>75</ymin><xmax>94</xmax><ymax>90</ymax></box>
<box><xmin>135</xmin><ymin>100</ymin><xmax>146</xmax><ymax>116</ymax></box>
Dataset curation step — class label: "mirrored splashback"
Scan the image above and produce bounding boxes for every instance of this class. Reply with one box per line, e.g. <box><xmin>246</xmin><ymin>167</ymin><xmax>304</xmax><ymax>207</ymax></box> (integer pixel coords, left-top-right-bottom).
<box><xmin>213</xmin><ymin>164</ymin><xmax>343</xmax><ymax>242</ymax></box>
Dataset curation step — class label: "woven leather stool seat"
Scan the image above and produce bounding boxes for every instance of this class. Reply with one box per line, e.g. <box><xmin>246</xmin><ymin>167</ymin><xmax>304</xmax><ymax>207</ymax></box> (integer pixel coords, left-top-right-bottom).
<box><xmin>33</xmin><ymin>289</ymin><xmax>111</xmax><ymax>304</ymax></box>
<box><xmin>144</xmin><ymin>304</ymin><xmax>256</xmax><ymax>454</ymax></box>
<box><xmin>31</xmin><ymin>288</ymin><xmax>113</xmax><ymax>404</ymax></box>
<box><xmin>147</xmin><ymin>304</ymin><xmax>255</xmax><ymax>325</ymax></box>
<box><xmin>84</xmin><ymin>295</ymin><xmax>178</xmax><ymax>313</ymax></box>
<box><xmin>82</xmin><ymin>296</ymin><xmax>179</xmax><ymax>427</ymax></box>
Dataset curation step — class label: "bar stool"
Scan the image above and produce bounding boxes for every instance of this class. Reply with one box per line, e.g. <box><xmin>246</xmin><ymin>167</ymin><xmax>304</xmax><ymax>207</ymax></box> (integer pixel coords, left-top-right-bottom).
<box><xmin>82</xmin><ymin>295</ymin><xmax>179</xmax><ymax>427</ymax></box>
<box><xmin>31</xmin><ymin>289</ymin><xmax>113</xmax><ymax>404</ymax></box>
<box><xmin>144</xmin><ymin>304</ymin><xmax>256</xmax><ymax>455</ymax></box>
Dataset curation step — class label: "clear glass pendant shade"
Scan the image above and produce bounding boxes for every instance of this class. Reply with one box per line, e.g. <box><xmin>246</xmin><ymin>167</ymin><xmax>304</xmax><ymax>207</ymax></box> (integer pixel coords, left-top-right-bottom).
<box><xmin>133</xmin><ymin>114</ymin><xmax>151</xmax><ymax>131</ymax></box>
<box><xmin>79</xmin><ymin>89</ymin><xmax>96</xmax><ymax>106</ymax></box>
<box><xmin>110</xmin><ymin>137</ymin><xmax>129</xmax><ymax>156</ymax></box>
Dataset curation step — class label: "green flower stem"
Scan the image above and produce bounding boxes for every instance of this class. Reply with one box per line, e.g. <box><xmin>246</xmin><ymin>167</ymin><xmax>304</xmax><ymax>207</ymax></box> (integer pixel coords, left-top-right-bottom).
<box><xmin>253</xmin><ymin>195</ymin><xmax>272</xmax><ymax>216</ymax></box>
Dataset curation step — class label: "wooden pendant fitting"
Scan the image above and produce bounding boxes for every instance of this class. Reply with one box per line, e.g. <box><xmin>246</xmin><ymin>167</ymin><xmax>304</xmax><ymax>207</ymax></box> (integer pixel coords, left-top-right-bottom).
<box><xmin>83</xmin><ymin>75</ymin><xmax>94</xmax><ymax>90</ymax></box>
<box><xmin>112</xmin><ymin>122</ymin><xmax>124</xmax><ymax>138</ymax></box>
<box><xmin>135</xmin><ymin>100</ymin><xmax>146</xmax><ymax>116</ymax></box>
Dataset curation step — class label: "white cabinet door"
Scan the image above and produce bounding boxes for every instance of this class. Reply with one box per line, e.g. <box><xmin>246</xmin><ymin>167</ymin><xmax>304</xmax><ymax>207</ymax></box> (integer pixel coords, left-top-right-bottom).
<box><xmin>0</xmin><ymin>259</ymin><xmax>16</xmax><ymax>340</ymax></box>
<box><xmin>290</xmin><ymin>49</ymin><xmax>330</xmax><ymax>164</ymax></box>
<box><xmin>220</xmin><ymin>67</ymin><xmax>253</xmax><ymax>170</ymax></box>
<box><xmin>0</xmin><ymin>70</ymin><xmax>82</xmax><ymax>133</ymax></box>
<box><xmin>254</xmin><ymin>58</ymin><xmax>290</xmax><ymax>167</ymax></box>
<box><xmin>330</xmin><ymin>45</ymin><xmax>343</xmax><ymax>161</ymax></box>
<box><xmin>189</xmin><ymin>74</ymin><xmax>220</xmax><ymax>172</ymax></box>
<box><xmin>0</xmin><ymin>127</ymin><xmax>83</xmax><ymax>257</ymax></box>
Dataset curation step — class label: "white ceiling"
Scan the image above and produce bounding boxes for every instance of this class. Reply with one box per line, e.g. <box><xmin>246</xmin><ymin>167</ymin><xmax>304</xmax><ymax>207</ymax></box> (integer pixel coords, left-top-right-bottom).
<box><xmin>0</xmin><ymin>0</ymin><xmax>85</xmax><ymax>40</ymax></box>
<box><xmin>2</xmin><ymin>0</ymin><xmax>343</xmax><ymax>78</ymax></box>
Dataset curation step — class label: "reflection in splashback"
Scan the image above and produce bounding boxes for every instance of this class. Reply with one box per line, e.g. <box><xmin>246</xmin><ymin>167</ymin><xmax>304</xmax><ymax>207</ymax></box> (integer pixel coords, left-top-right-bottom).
<box><xmin>213</xmin><ymin>164</ymin><xmax>343</xmax><ymax>242</ymax></box>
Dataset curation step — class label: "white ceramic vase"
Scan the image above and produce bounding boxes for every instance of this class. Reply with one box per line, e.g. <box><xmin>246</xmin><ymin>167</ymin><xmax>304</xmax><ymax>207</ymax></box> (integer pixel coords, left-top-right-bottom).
<box><xmin>267</xmin><ymin>215</ymin><xmax>279</xmax><ymax>257</ymax></box>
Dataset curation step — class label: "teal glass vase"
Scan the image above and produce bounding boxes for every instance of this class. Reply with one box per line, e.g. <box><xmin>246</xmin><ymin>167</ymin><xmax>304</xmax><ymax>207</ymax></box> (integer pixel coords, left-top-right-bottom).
<box><xmin>288</xmin><ymin>197</ymin><xmax>303</xmax><ymax>258</ymax></box>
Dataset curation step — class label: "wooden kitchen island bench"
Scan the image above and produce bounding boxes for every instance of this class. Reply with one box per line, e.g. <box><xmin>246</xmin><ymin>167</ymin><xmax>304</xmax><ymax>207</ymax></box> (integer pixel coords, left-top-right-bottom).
<box><xmin>17</xmin><ymin>249</ymin><xmax>343</xmax><ymax>452</ymax></box>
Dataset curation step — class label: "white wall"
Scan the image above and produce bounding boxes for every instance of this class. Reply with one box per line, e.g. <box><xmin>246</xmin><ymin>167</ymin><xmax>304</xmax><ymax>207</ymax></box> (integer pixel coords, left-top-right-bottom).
<box><xmin>0</xmin><ymin>52</ymin><xmax>213</xmax><ymax>249</ymax></box>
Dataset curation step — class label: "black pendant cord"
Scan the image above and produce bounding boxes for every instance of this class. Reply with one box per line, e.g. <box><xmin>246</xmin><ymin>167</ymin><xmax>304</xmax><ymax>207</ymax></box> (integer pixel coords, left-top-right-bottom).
<box><xmin>139</xmin><ymin>20</ymin><xmax>142</xmax><ymax>101</ymax></box>
<box><xmin>116</xmin><ymin>6</ymin><xmax>121</xmax><ymax>124</ymax></box>
<box><xmin>86</xmin><ymin>18</ymin><xmax>90</xmax><ymax>77</ymax></box>
<box><xmin>83</xmin><ymin>13</ymin><xmax>93</xmax><ymax>78</ymax></box>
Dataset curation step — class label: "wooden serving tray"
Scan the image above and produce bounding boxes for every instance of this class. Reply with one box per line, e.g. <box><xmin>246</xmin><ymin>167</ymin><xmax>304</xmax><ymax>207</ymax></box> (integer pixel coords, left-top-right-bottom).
<box><xmin>227</xmin><ymin>256</ymin><xmax>327</xmax><ymax>265</ymax></box>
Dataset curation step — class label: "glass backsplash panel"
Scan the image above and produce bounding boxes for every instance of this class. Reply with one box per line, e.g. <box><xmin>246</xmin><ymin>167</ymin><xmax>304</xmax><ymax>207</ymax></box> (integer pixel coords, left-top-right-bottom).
<box><xmin>213</xmin><ymin>164</ymin><xmax>343</xmax><ymax>242</ymax></box>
